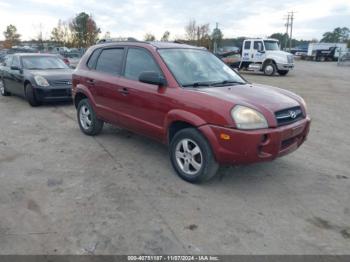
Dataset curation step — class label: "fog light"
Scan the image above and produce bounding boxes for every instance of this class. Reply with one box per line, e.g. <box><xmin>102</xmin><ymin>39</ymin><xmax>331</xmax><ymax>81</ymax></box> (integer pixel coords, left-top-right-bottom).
<box><xmin>220</xmin><ymin>133</ymin><xmax>231</xmax><ymax>140</ymax></box>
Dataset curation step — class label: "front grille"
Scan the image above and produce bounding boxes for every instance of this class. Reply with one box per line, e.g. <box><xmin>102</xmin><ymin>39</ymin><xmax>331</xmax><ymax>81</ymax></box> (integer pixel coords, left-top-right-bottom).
<box><xmin>275</xmin><ymin>106</ymin><xmax>304</xmax><ymax>126</ymax></box>
<box><xmin>287</xmin><ymin>55</ymin><xmax>294</xmax><ymax>64</ymax></box>
<box><xmin>50</xmin><ymin>80</ymin><xmax>72</xmax><ymax>86</ymax></box>
<box><xmin>49</xmin><ymin>89</ymin><xmax>71</xmax><ymax>97</ymax></box>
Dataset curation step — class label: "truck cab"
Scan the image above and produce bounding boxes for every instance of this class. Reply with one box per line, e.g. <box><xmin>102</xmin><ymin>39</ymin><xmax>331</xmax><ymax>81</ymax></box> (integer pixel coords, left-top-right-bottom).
<box><xmin>240</xmin><ymin>38</ymin><xmax>294</xmax><ymax>76</ymax></box>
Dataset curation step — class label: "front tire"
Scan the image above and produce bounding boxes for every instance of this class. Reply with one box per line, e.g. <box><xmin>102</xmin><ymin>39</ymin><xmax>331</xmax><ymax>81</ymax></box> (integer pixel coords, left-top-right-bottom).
<box><xmin>263</xmin><ymin>62</ymin><xmax>276</xmax><ymax>76</ymax></box>
<box><xmin>25</xmin><ymin>83</ymin><xmax>41</xmax><ymax>106</ymax></box>
<box><xmin>77</xmin><ymin>98</ymin><xmax>104</xmax><ymax>136</ymax></box>
<box><xmin>278</xmin><ymin>70</ymin><xmax>289</xmax><ymax>76</ymax></box>
<box><xmin>170</xmin><ymin>128</ymin><xmax>219</xmax><ymax>183</ymax></box>
<box><xmin>0</xmin><ymin>79</ymin><xmax>11</xmax><ymax>96</ymax></box>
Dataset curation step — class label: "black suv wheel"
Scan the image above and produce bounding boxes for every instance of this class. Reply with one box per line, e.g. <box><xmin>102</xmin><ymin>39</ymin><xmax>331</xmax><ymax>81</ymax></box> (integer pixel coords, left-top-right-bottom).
<box><xmin>0</xmin><ymin>79</ymin><xmax>11</xmax><ymax>96</ymax></box>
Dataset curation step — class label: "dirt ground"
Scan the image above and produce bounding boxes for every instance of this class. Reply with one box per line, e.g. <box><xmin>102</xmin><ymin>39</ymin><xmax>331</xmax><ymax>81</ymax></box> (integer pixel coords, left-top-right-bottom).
<box><xmin>0</xmin><ymin>60</ymin><xmax>349</xmax><ymax>254</ymax></box>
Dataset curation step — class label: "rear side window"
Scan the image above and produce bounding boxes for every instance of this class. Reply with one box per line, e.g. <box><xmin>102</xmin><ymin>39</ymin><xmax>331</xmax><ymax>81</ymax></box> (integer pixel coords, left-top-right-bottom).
<box><xmin>4</xmin><ymin>56</ymin><xmax>13</xmax><ymax>67</ymax></box>
<box><xmin>244</xmin><ymin>41</ymin><xmax>251</xmax><ymax>50</ymax></box>
<box><xmin>95</xmin><ymin>48</ymin><xmax>124</xmax><ymax>75</ymax></box>
<box><xmin>12</xmin><ymin>56</ymin><xmax>20</xmax><ymax>68</ymax></box>
<box><xmin>87</xmin><ymin>49</ymin><xmax>100</xmax><ymax>69</ymax></box>
<box><xmin>124</xmin><ymin>48</ymin><xmax>161</xmax><ymax>81</ymax></box>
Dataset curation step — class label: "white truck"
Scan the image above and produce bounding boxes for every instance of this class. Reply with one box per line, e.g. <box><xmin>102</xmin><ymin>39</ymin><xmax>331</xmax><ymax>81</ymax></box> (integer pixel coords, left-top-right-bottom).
<box><xmin>239</xmin><ymin>38</ymin><xmax>294</xmax><ymax>76</ymax></box>
<box><xmin>221</xmin><ymin>38</ymin><xmax>294</xmax><ymax>76</ymax></box>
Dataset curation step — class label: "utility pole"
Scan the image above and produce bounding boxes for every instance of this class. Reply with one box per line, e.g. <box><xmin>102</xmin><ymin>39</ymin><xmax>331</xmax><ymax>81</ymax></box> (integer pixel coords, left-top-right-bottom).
<box><xmin>289</xmin><ymin>11</ymin><xmax>295</xmax><ymax>52</ymax></box>
<box><xmin>284</xmin><ymin>14</ymin><xmax>290</xmax><ymax>50</ymax></box>
<box><xmin>213</xmin><ymin>22</ymin><xmax>218</xmax><ymax>54</ymax></box>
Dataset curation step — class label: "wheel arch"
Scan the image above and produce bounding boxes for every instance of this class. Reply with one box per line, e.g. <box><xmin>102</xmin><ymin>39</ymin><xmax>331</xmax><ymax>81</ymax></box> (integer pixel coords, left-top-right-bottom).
<box><xmin>165</xmin><ymin>109</ymin><xmax>207</xmax><ymax>144</ymax></box>
<box><xmin>74</xmin><ymin>91</ymin><xmax>89</xmax><ymax>108</ymax></box>
<box><xmin>262</xmin><ymin>58</ymin><xmax>277</xmax><ymax>68</ymax></box>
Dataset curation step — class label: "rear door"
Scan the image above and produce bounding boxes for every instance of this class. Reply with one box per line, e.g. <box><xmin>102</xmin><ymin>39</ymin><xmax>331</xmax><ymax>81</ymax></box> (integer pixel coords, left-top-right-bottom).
<box><xmin>242</xmin><ymin>41</ymin><xmax>251</xmax><ymax>62</ymax></box>
<box><xmin>86</xmin><ymin>47</ymin><xmax>126</xmax><ymax>123</ymax></box>
<box><xmin>2</xmin><ymin>55</ymin><xmax>13</xmax><ymax>92</ymax></box>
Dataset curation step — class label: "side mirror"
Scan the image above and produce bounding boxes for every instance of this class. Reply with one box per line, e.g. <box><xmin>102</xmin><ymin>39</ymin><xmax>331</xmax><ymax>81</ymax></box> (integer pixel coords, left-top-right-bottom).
<box><xmin>139</xmin><ymin>71</ymin><xmax>166</xmax><ymax>86</ymax></box>
<box><xmin>11</xmin><ymin>65</ymin><xmax>21</xmax><ymax>71</ymax></box>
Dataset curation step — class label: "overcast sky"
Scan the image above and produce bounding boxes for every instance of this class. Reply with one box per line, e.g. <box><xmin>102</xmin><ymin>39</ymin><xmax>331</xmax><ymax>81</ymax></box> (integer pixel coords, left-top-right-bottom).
<box><xmin>0</xmin><ymin>0</ymin><xmax>349</xmax><ymax>41</ymax></box>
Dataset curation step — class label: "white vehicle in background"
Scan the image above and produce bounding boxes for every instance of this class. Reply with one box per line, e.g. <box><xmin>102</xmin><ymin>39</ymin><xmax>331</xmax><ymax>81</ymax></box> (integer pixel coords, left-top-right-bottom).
<box><xmin>220</xmin><ymin>38</ymin><xmax>294</xmax><ymax>76</ymax></box>
<box><xmin>301</xmin><ymin>43</ymin><xmax>347</xmax><ymax>61</ymax></box>
<box><xmin>236</xmin><ymin>38</ymin><xmax>294</xmax><ymax>76</ymax></box>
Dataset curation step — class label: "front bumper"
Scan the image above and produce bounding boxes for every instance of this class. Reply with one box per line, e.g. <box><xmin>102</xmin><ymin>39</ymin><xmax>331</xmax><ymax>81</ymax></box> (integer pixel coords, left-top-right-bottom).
<box><xmin>199</xmin><ymin>117</ymin><xmax>311</xmax><ymax>165</ymax></box>
<box><xmin>276</xmin><ymin>63</ymin><xmax>294</xmax><ymax>70</ymax></box>
<box><xmin>34</xmin><ymin>86</ymin><xmax>72</xmax><ymax>101</ymax></box>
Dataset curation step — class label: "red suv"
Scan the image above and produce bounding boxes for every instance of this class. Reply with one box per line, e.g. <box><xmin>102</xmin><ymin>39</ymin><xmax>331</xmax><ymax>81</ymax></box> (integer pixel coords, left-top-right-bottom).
<box><xmin>72</xmin><ymin>41</ymin><xmax>311</xmax><ymax>183</ymax></box>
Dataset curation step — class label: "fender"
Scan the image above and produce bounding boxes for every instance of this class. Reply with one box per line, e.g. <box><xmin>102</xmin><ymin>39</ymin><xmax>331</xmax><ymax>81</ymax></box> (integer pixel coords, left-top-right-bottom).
<box><xmin>163</xmin><ymin>109</ymin><xmax>208</xmax><ymax>142</ymax></box>
<box><xmin>165</xmin><ymin>109</ymin><xmax>207</xmax><ymax>128</ymax></box>
<box><xmin>74</xmin><ymin>83</ymin><xmax>98</xmax><ymax>111</ymax></box>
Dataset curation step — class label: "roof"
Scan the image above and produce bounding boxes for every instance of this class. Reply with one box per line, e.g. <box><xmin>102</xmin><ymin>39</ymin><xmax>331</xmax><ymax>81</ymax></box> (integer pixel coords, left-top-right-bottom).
<box><xmin>95</xmin><ymin>41</ymin><xmax>205</xmax><ymax>50</ymax></box>
<box><xmin>245</xmin><ymin>38</ymin><xmax>279</xmax><ymax>42</ymax></box>
<box><xmin>10</xmin><ymin>53</ymin><xmax>59</xmax><ymax>57</ymax></box>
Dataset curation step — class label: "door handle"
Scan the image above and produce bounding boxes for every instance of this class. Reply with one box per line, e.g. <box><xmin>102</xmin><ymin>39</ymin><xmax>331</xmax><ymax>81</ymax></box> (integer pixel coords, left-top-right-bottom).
<box><xmin>87</xmin><ymin>79</ymin><xmax>96</xmax><ymax>85</ymax></box>
<box><xmin>118</xmin><ymin>87</ymin><xmax>129</xmax><ymax>95</ymax></box>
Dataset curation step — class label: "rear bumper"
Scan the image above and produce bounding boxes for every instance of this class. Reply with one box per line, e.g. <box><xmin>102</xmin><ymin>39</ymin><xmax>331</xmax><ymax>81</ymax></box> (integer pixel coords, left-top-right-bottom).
<box><xmin>276</xmin><ymin>63</ymin><xmax>294</xmax><ymax>70</ymax></box>
<box><xmin>34</xmin><ymin>86</ymin><xmax>72</xmax><ymax>101</ymax></box>
<box><xmin>199</xmin><ymin>117</ymin><xmax>311</xmax><ymax>165</ymax></box>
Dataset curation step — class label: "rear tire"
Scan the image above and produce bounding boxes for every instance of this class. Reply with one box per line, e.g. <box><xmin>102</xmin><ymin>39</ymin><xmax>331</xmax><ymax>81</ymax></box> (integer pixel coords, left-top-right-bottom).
<box><xmin>25</xmin><ymin>83</ymin><xmax>41</xmax><ymax>107</ymax></box>
<box><xmin>278</xmin><ymin>70</ymin><xmax>289</xmax><ymax>76</ymax></box>
<box><xmin>263</xmin><ymin>62</ymin><xmax>276</xmax><ymax>76</ymax></box>
<box><xmin>77</xmin><ymin>98</ymin><xmax>104</xmax><ymax>136</ymax></box>
<box><xmin>170</xmin><ymin>128</ymin><xmax>219</xmax><ymax>183</ymax></box>
<box><xmin>0</xmin><ymin>79</ymin><xmax>11</xmax><ymax>96</ymax></box>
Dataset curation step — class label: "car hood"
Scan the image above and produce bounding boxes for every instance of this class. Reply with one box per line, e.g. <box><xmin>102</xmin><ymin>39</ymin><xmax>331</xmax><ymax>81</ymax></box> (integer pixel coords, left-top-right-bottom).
<box><xmin>195</xmin><ymin>83</ymin><xmax>301</xmax><ymax>114</ymax></box>
<box><xmin>26</xmin><ymin>69</ymin><xmax>73</xmax><ymax>80</ymax></box>
<box><xmin>266</xmin><ymin>50</ymin><xmax>292</xmax><ymax>56</ymax></box>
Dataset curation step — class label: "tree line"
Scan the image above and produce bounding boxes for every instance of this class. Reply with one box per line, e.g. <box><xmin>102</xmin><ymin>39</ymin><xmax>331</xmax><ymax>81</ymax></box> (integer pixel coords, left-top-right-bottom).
<box><xmin>2</xmin><ymin>14</ymin><xmax>350</xmax><ymax>50</ymax></box>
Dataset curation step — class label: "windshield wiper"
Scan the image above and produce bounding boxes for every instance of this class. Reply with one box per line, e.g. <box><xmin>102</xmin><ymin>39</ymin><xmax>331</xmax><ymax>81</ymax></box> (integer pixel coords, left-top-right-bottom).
<box><xmin>211</xmin><ymin>80</ymin><xmax>245</xmax><ymax>86</ymax></box>
<box><xmin>182</xmin><ymin>82</ymin><xmax>212</xmax><ymax>88</ymax></box>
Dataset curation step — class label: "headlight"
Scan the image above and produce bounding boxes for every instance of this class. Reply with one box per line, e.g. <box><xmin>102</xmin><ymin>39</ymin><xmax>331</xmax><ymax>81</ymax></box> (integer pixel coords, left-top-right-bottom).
<box><xmin>34</xmin><ymin>75</ymin><xmax>49</xmax><ymax>87</ymax></box>
<box><xmin>231</xmin><ymin>105</ymin><xmax>268</xmax><ymax>130</ymax></box>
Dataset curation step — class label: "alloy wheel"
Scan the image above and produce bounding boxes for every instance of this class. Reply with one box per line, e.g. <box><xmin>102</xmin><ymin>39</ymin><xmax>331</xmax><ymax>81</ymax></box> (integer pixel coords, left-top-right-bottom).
<box><xmin>175</xmin><ymin>138</ymin><xmax>203</xmax><ymax>176</ymax></box>
<box><xmin>79</xmin><ymin>105</ymin><xmax>92</xmax><ymax>130</ymax></box>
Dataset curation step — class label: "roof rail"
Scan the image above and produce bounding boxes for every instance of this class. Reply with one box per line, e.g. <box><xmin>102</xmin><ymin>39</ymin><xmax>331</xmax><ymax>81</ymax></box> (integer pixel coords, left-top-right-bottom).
<box><xmin>96</xmin><ymin>37</ymin><xmax>140</xmax><ymax>44</ymax></box>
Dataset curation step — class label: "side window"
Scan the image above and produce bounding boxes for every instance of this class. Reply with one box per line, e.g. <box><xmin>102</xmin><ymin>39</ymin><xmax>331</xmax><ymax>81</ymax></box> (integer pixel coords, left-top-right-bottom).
<box><xmin>253</xmin><ymin>41</ymin><xmax>263</xmax><ymax>50</ymax></box>
<box><xmin>4</xmin><ymin>56</ymin><xmax>13</xmax><ymax>67</ymax></box>
<box><xmin>124</xmin><ymin>48</ymin><xmax>161</xmax><ymax>81</ymax></box>
<box><xmin>87</xmin><ymin>49</ymin><xmax>101</xmax><ymax>69</ymax></box>
<box><xmin>95</xmin><ymin>48</ymin><xmax>124</xmax><ymax>75</ymax></box>
<box><xmin>11</xmin><ymin>56</ymin><xmax>20</xmax><ymax>68</ymax></box>
<box><xmin>244</xmin><ymin>41</ymin><xmax>251</xmax><ymax>50</ymax></box>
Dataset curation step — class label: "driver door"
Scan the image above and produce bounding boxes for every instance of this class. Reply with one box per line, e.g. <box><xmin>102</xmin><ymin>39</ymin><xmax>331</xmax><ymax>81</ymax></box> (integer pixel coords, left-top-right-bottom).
<box><xmin>252</xmin><ymin>41</ymin><xmax>265</xmax><ymax>63</ymax></box>
<box><xmin>117</xmin><ymin>47</ymin><xmax>169</xmax><ymax>140</ymax></box>
<box><xmin>7</xmin><ymin>55</ymin><xmax>24</xmax><ymax>96</ymax></box>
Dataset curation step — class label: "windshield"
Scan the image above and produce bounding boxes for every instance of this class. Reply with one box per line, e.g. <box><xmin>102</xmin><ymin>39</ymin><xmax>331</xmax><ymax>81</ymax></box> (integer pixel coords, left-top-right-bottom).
<box><xmin>22</xmin><ymin>56</ymin><xmax>69</xmax><ymax>70</ymax></box>
<box><xmin>158</xmin><ymin>49</ymin><xmax>246</xmax><ymax>87</ymax></box>
<box><xmin>264</xmin><ymin>41</ymin><xmax>280</xmax><ymax>51</ymax></box>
